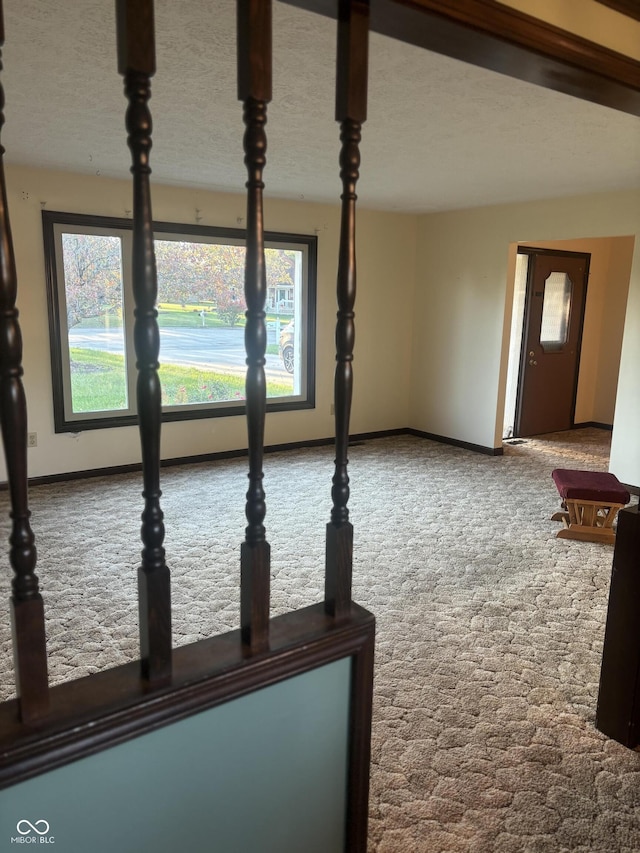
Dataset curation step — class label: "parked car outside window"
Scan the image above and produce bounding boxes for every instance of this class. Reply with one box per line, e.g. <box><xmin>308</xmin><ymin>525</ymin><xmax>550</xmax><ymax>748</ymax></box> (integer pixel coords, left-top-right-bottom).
<box><xmin>279</xmin><ymin>319</ymin><xmax>294</xmax><ymax>373</ymax></box>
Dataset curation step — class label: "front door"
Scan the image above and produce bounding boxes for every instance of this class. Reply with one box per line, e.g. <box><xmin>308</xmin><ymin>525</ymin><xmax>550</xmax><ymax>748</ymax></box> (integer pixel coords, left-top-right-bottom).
<box><xmin>515</xmin><ymin>249</ymin><xmax>589</xmax><ymax>437</ymax></box>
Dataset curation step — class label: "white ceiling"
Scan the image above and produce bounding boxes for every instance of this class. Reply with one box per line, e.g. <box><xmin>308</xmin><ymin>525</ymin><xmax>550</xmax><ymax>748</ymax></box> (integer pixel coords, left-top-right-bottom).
<box><xmin>3</xmin><ymin>0</ymin><xmax>639</xmax><ymax>213</ymax></box>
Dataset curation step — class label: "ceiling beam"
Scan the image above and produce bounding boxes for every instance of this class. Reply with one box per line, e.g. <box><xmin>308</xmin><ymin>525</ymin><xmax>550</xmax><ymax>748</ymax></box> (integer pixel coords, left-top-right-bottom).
<box><xmin>282</xmin><ymin>0</ymin><xmax>640</xmax><ymax>116</ymax></box>
<box><xmin>595</xmin><ymin>0</ymin><xmax>640</xmax><ymax>23</ymax></box>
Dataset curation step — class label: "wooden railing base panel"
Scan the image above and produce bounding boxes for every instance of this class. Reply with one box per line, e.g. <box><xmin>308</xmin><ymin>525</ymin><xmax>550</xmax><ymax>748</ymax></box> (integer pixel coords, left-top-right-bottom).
<box><xmin>0</xmin><ymin>604</ymin><xmax>373</xmax><ymax>779</ymax></box>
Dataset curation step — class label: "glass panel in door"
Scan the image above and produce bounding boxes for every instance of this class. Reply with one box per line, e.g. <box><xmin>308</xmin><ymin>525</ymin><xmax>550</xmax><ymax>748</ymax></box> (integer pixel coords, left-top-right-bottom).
<box><xmin>540</xmin><ymin>272</ymin><xmax>572</xmax><ymax>352</ymax></box>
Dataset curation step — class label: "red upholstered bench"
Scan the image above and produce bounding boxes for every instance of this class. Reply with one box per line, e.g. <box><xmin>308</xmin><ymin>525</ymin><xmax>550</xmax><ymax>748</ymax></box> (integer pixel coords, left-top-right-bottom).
<box><xmin>551</xmin><ymin>468</ymin><xmax>630</xmax><ymax>544</ymax></box>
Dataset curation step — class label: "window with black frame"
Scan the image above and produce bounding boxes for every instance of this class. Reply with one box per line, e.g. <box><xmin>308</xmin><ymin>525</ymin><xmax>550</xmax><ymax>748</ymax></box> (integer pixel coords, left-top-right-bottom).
<box><xmin>42</xmin><ymin>211</ymin><xmax>316</xmax><ymax>432</ymax></box>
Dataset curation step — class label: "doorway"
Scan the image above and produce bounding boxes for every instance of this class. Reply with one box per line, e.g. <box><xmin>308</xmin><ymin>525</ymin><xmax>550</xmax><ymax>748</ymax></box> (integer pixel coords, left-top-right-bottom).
<box><xmin>503</xmin><ymin>247</ymin><xmax>590</xmax><ymax>438</ymax></box>
<box><xmin>516</xmin><ymin>248</ymin><xmax>589</xmax><ymax>436</ymax></box>
<box><xmin>501</xmin><ymin>235</ymin><xmax>635</xmax><ymax>455</ymax></box>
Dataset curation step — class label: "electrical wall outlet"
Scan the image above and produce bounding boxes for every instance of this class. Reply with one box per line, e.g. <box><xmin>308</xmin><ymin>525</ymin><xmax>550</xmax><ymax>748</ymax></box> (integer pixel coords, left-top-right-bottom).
<box><xmin>27</xmin><ymin>432</ymin><xmax>37</xmax><ymax>447</ymax></box>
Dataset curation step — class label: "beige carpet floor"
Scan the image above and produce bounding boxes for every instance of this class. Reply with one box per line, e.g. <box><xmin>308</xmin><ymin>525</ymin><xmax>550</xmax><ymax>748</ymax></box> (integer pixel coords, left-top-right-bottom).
<box><xmin>1</xmin><ymin>428</ymin><xmax>639</xmax><ymax>851</ymax></box>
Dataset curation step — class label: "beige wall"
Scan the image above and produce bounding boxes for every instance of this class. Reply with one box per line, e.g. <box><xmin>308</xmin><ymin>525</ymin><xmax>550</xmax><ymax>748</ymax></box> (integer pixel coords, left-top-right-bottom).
<box><xmin>611</xmin><ymin>242</ymin><xmax>640</xmax><ymax>486</ymax></box>
<box><xmin>4</xmin><ymin>164</ymin><xmax>415</xmax><ymax>480</ymax></box>
<box><xmin>410</xmin><ymin>209</ymin><xmax>509</xmax><ymax>449</ymax></box>
<box><xmin>496</xmin><ymin>0</ymin><xmax>640</xmax><ymax>60</ymax></box>
<box><xmin>410</xmin><ymin>190</ymin><xmax>640</xmax><ymax>481</ymax></box>
<box><xmin>5</xmin><ymin>168</ymin><xmax>640</xmax><ymax>486</ymax></box>
<box><xmin>603</xmin><ymin>239</ymin><xmax>637</xmax><ymax>422</ymax></box>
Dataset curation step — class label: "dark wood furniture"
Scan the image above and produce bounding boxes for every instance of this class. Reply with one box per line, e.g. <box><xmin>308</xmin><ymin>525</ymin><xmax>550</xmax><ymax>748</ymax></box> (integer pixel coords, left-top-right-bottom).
<box><xmin>596</xmin><ymin>505</ymin><xmax>640</xmax><ymax>747</ymax></box>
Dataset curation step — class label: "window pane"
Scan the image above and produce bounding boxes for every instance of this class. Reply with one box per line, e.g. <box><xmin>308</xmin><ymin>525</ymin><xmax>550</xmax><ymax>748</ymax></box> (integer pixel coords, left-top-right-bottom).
<box><xmin>266</xmin><ymin>247</ymin><xmax>298</xmax><ymax>399</ymax></box>
<box><xmin>540</xmin><ymin>272</ymin><xmax>572</xmax><ymax>350</ymax></box>
<box><xmin>154</xmin><ymin>240</ymin><xmax>297</xmax><ymax>407</ymax></box>
<box><xmin>61</xmin><ymin>233</ymin><xmax>127</xmax><ymax>413</ymax></box>
<box><xmin>44</xmin><ymin>211</ymin><xmax>315</xmax><ymax>432</ymax></box>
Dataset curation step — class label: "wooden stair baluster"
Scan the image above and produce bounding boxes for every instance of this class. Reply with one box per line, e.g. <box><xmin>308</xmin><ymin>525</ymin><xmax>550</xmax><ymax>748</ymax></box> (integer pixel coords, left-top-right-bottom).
<box><xmin>237</xmin><ymin>0</ymin><xmax>272</xmax><ymax>653</ymax></box>
<box><xmin>325</xmin><ymin>0</ymin><xmax>369</xmax><ymax>620</ymax></box>
<box><xmin>117</xmin><ymin>0</ymin><xmax>171</xmax><ymax>683</ymax></box>
<box><xmin>0</xmin><ymin>2</ymin><xmax>49</xmax><ymax>721</ymax></box>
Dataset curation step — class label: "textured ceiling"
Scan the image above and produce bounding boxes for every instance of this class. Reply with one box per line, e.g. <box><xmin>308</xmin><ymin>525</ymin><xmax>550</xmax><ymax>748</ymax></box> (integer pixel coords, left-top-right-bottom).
<box><xmin>3</xmin><ymin>0</ymin><xmax>639</xmax><ymax>213</ymax></box>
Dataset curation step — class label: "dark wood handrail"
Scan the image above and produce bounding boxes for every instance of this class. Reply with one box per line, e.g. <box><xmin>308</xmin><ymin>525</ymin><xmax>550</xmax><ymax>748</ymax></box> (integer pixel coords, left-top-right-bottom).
<box><xmin>281</xmin><ymin>0</ymin><xmax>640</xmax><ymax>116</ymax></box>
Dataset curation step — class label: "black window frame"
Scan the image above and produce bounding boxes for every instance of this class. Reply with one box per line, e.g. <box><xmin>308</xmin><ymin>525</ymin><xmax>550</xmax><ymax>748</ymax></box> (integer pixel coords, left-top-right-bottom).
<box><xmin>43</xmin><ymin>211</ymin><xmax>317</xmax><ymax>433</ymax></box>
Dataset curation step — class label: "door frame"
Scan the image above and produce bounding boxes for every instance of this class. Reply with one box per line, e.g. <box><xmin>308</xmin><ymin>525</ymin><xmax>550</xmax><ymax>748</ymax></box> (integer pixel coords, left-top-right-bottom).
<box><xmin>513</xmin><ymin>246</ymin><xmax>591</xmax><ymax>437</ymax></box>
